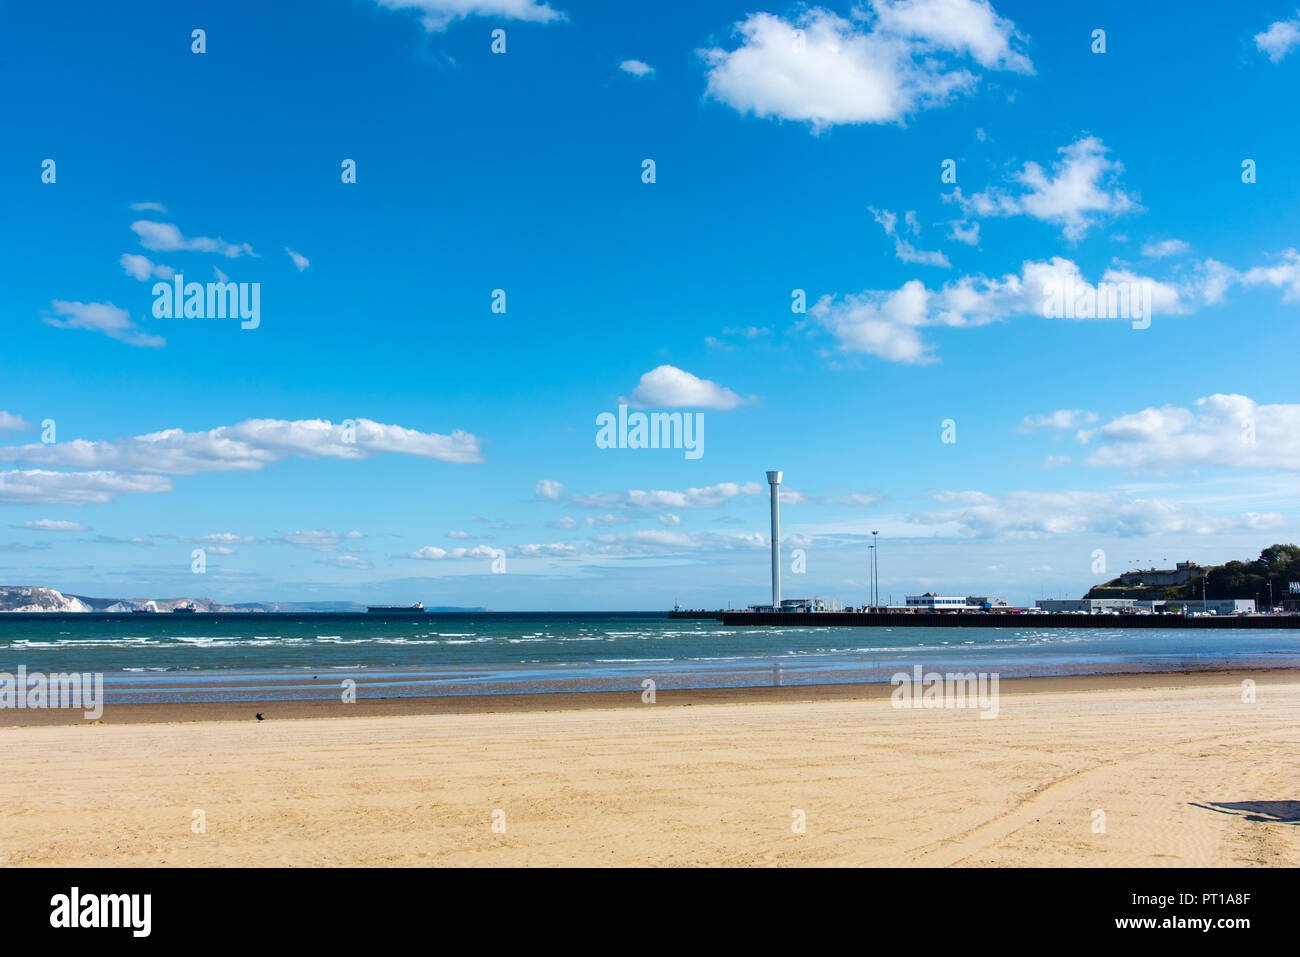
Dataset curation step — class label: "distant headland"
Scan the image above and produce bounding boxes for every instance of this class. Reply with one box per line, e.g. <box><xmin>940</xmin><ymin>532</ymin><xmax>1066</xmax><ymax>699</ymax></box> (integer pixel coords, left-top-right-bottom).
<box><xmin>0</xmin><ymin>586</ymin><xmax>485</xmax><ymax>614</ymax></box>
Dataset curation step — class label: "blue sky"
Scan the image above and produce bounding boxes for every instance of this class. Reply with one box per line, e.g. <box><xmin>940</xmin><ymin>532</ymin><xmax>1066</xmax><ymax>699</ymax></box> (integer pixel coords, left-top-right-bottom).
<box><xmin>2</xmin><ymin>0</ymin><xmax>1299</xmax><ymax>608</ymax></box>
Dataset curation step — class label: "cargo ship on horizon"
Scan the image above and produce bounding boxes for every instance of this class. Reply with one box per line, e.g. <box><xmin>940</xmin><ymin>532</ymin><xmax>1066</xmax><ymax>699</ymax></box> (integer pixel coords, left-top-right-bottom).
<box><xmin>366</xmin><ymin>602</ymin><xmax>426</xmax><ymax>613</ymax></box>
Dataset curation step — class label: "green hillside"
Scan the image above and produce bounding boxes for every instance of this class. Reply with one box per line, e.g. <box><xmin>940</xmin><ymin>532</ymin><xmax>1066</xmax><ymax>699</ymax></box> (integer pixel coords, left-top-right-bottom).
<box><xmin>1086</xmin><ymin>544</ymin><xmax>1299</xmax><ymax>604</ymax></box>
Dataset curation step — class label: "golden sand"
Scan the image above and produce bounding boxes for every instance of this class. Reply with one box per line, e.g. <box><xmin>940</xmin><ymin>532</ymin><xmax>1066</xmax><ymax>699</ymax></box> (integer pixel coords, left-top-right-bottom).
<box><xmin>2</xmin><ymin>670</ymin><xmax>1297</xmax><ymax>866</ymax></box>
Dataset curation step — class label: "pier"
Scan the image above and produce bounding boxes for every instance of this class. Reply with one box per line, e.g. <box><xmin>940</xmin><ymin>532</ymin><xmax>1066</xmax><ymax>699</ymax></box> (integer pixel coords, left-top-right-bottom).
<box><xmin>669</xmin><ymin>610</ymin><xmax>1300</xmax><ymax>629</ymax></box>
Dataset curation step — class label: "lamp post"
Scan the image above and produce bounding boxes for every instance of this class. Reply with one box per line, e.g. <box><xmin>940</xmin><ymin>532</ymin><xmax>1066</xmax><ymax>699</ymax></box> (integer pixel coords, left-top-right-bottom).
<box><xmin>871</xmin><ymin>531</ymin><xmax>879</xmax><ymax>610</ymax></box>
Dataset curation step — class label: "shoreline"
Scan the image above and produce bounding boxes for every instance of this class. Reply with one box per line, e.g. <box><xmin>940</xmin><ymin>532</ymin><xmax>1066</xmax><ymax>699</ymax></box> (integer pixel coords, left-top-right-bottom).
<box><xmin>3</xmin><ymin>666</ymin><xmax>1294</xmax><ymax>727</ymax></box>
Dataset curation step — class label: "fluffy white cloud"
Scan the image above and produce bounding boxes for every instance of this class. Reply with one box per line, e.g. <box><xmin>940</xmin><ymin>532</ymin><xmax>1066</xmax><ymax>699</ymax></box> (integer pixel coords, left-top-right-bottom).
<box><xmin>947</xmin><ymin>220</ymin><xmax>980</xmax><ymax>245</ymax></box>
<box><xmin>1255</xmin><ymin>13</ymin><xmax>1300</xmax><ymax>62</ymax></box>
<box><xmin>372</xmin><ymin>0</ymin><xmax>565</xmax><ymax>31</ymax></box>
<box><xmin>1081</xmin><ymin>394</ymin><xmax>1300</xmax><ymax>471</ymax></box>
<box><xmin>1018</xmin><ymin>409</ymin><xmax>1099</xmax><ymax>433</ymax></box>
<box><xmin>44</xmin><ymin>300</ymin><xmax>164</xmax><ymax>349</ymax></box>
<box><xmin>534</xmin><ymin>478</ymin><xmax>565</xmax><ymax>500</ymax></box>
<box><xmin>619</xmin><ymin>59</ymin><xmax>654</xmax><ymax>77</ymax></box>
<box><xmin>0</xmin><ymin>412</ymin><xmax>32</xmax><ymax>434</ymax></box>
<box><xmin>872</xmin><ymin>0</ymin><xmax>1032</xmax><ymax>70</ymax></box>
<box><xmin>1241</xmin><ymin>248</ymin><xmax>1300</xmax><ymax>301</ymax></box>
<box><xmin>910</xmin><ymin>488</ymin><xmax>1285</xmax><ymax>538</ymax></box>
<box><xmin>405</xmin><ymin>544</ymin><xmax>499</xmax><ymax>560</ymax></box>
<box><xmin>812</xmin><ymin>256</ymin><xmax>1197</xmax><ymax>363</ymax></box>
<box><xmin>130</xmin><ymin>221</ymin><xmax>255</xmax><ymax>258</ymax></box>
<box><xmin>17</xmin><ymin>519</ymin><xmax>89</xmax><ymax>531</ymax></box>
<box><xmin>285</xmin><ymin>247</ymin><xmax>310</xmax><ymax>271</ymax></box>
<box><xmin>701</xmin><ymin>2</ymin><xmax>1030</xmax><ymax>131</ymax></box>
<box><xmin>119</xmin><ymin>253</ymin><xmax>175</xmax><ymax>281</ymax></box>
<box><xmin>0</xmin><ymin>417</ymin><xmax>484</xmax><ymax>473</ymax></box>
<box><xmin>0</xmin><ymin>470</ymin><xmax>172</xmax><ymax>505</ymax></box>
<box><xmin>183</xmin><ymin>533</ymin><xmax>256</xmax><ymax>545</ymax></box>
<box><xmin>869</xmin><ymin>206</ymin><xmax>951</xmax><ymax>268</ymax></box>
<box><xmin>624</xmin><ymin>365</ymin><xmax>748</xmax><ymax>410</ymax></box>
<box><xmin>947</xmin><ymin>137</ymin><xmax>1137</xmax><ymax>240</ymax></box>
<box><xmin>570</xmin><ymin>481</ymin><xmax>763</xmax><ymax>510</ymax></box>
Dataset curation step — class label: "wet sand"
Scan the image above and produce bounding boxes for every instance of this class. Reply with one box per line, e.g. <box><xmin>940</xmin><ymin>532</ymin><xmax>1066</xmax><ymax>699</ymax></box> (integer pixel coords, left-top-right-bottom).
<box><xmin>2</xmin><ymin>669</ymin><xmax>1298</xmax><ymax>866</ymax></box>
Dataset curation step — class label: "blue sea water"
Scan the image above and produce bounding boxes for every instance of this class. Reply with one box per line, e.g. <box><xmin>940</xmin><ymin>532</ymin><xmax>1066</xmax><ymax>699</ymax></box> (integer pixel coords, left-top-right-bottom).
<box><xmin>1</xmin><ymin>612</ymin><xmax>1298</xmax><ymax>703</ymax></box>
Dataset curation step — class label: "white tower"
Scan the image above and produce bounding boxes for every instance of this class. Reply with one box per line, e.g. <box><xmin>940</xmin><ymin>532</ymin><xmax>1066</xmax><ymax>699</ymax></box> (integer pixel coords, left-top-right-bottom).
<box><xmin>766</xmin><ymin>470</ymin><xmax>782</xmax><ymax>610</ymax></box>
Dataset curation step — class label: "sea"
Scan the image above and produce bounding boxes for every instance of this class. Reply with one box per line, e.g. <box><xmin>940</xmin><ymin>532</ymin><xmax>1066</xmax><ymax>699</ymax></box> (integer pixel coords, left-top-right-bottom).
<box><xmin>2</xmin><ymin>611</ymin><xmax>1300</xmax><ymax>705</ymax></box>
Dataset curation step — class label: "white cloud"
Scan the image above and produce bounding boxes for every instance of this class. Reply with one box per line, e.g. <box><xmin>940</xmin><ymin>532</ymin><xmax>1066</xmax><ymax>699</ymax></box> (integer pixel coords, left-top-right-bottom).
<box><xmin>871</xmin><ymin>0</ymin><xmax>1033</xmax><ymax>71</ymax></box>
<box><xmin>1081</xmin><ymin>394</ymin><xmax>1300</xmax><ymax>472</ymax></box>
<box><xmin>0</xmin><ymin>417</ymin><xmax>485</xmax><ymax>474</ymax></box>
<box><xmin>17</xmin><ymin>519</ymin><xmax>89</xmax><ymax>531</ymax></box>
<box><xmin>372</xmin><ymin>0</ymin><xmax>565</xmax><ymax>31</ymax></box>
<box><xmin>185</xmin><ymin>533</ymin><xmax>255</xmax><ymax>545</ymax></box>
<box><xmin>1141</xmin><ymin>238</ymin><xmax>1189</xmax><ymax>259</ymax></box>
<box><xmin>534</xmin><ymin>478</ymin><xmax>565</xmax><ymax>500</ymax></box>
<box><xmin>619</xmin><ymin>59</ymin><xmax>654</xmax><ymax>77</ymax></box>
<box><xmin>583</xmin><ymin>530</ymin><xmax>766</xmax><ymax>555</ymax></box>
<box><xmin>274</xmin><ymin>529</ymin><xmax>362</xmax><ymax>553</ymax></box>
<box><xmin>826</xmin><ymin>489</ymin><xmax>883</xmax><ymax>506</ymax></box>
<box><xmin>812</xmin><ymin>256</ymin><xmax>1196</xmax><ymax>364</ymax></box>
<box><xmin>947</xmin><ymin>220</ymin><xmax>980</xmax><ymax>245</ymax></box>
<box><xmin>658</xmin><ymin>513</ymin><xmax>681</xmax><ymax>526</ymax></box>
<box><xmin>1241</xmin><ymin>248</ymin><xmax>1300</xmax><ymax>301</ymax></box>
<box><xmin>0</xmin><ymin>412</ymin><xmax>32</xmax><ymax>434</ymax></box>
<box><xmin>910</xmin><ymin>488</ymin><xmax>1285</xmax><ymax>539</ymax></box>
<box><xmin>130</xmin><ymin>201</ymin><xmax>168</xmax><ymax>213</ymax></box>
<box><xmin>1018</xmin><ymin>409</ymin><xmax>1099</xmax><ymax>433</ymax></box>
<box><xmin>317</xmin><ymin>555</ymin><xmax>373</xmax><ymax>570</ymax></box>
<box><xmin>624</xmin><ymin>365</ymin><xmax>748</xmax><ymax>409</ymax></box>
<box><xmin>869</xmin><ymin>206</ymin><xmax>951</xmax><ymax>267</ymax></box>
<box><xmin>570</xmin><ymin>481</ymin><xmax>764</xmax><ymax>511</ymax></box>
<box><xmin>947</xmin><ymin>136</ymin><xmax>1137</xmax><ymax>241</ymax></box>
<box><xmin>546</xmin><ymin>517</ymin><xmax>579</xmax><ymax>529</ymax></box>
<box><xmin>285</xmin><ymin>247</ymin><xmax>310</xmax><ymax>271</ymax></box>
<box><xmin>700</xmin><ymin>3</ymin><xmax>1031</xmax><ymax>132</ymax></box>
<box><xmin>44</xmin><ymin>300</ymin><xmax>164</xmax><ymax>349</ymax></box>
<box><xmin>1255</xmin><ymin>13</ymin><xmax>1300</xmax><ymax>62</ymax></box>
<box><xmin>446</xmin><ymin>530</ymin><xmax>471</xmax><ymax>539</ymax></box>
<box><xmin>119</xmin><ymin>253</ymin><xmax>175</xmax><ymax>281</ymax></box>
<box><xmin>130</xmin><ymin>221</ymin><xmax>255</xmax><ymax>258</ymax></box>
<box><xmin>0</xmin><ymin>470</ymin><xmax>172</xmax><ymax>505</ymax></box>
<box><xmin>405</xmin><ymin>544</ymin><xmax>499</xmax><ymax>560</ymax></box>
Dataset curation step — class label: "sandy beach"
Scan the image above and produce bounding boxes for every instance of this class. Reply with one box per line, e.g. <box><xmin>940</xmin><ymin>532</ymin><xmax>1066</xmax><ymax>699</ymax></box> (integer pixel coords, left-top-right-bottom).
<box><xmin>2</xmin><ymin>670</ymin><xmax>1298</xmax><ymax>867</ymax></box>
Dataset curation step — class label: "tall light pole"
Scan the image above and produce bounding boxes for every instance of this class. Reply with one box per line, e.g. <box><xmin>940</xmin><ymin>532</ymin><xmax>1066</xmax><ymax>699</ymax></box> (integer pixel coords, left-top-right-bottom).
<box><xmin>766</xmin><ymin>471</ymin><xmax>782</xmax><ymax>611</ymax></box>
<box><xmin>872</xmin><ymin>531</ymin><xmax>879</xmax><ymax>610</ymax></box>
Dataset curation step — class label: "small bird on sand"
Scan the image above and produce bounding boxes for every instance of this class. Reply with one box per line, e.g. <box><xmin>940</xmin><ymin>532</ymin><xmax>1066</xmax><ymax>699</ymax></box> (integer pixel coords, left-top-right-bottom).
<box><xmin>255</xmin><ymin>712</ymin><xmax>265</xmax><ymax>721</ymax></box>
